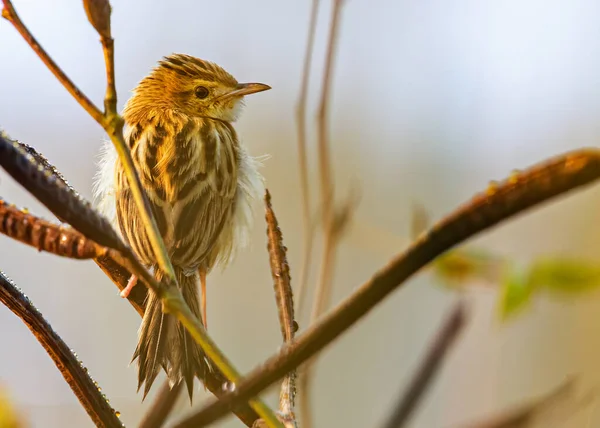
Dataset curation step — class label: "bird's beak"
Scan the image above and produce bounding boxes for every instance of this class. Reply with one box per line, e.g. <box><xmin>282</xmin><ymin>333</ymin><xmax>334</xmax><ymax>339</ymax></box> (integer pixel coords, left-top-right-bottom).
<box><xmin>221</xmin><ymin>82</ymin><xmax>271</xmax><ymax>100</ymax></box>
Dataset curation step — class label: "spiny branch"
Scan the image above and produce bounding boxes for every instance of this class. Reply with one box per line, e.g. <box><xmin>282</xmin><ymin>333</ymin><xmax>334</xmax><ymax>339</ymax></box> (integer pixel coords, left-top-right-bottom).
<box><xmin>173</xmin><ymin>148</ymin><xmax>600</xmax><ymax>428</ymax></box>
<box><xmin>0</xmin><ymin>198</ymin><xmax>106</xmax><ymax>260</ymax></box>
<box><xmin>265</xmin><ymin>190</ymin><xmax>298</xmax><ymax>425</ymax></box>
<box><xmin>0</xmin><ymin>270</ymin><xmax>123</xmax><ymax>428</ymax></box>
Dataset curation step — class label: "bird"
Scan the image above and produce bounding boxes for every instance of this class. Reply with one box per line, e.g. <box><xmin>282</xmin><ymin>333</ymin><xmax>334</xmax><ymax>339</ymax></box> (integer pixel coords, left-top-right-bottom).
<box><xmin>93</xmin><ymin>53</ymin><xmax>270</xmax><ymax>400</ymax></box>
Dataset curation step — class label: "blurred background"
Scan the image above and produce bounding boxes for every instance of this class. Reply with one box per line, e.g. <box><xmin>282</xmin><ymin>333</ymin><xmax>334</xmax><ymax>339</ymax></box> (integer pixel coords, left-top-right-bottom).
<box><xmin>2</xmin><ymin>0</ymin><xmax>600</xmax><ymax>426</ymax></box>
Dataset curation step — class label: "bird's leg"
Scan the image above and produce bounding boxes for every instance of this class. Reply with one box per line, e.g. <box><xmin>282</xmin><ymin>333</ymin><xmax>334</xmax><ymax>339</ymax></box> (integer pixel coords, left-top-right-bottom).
<box><xmin>199</xmin><ymin>270</ymin><xmax>208</xmax><ymax>329</ymax></box>
<box><xmin>120</xmin><ymin>274</ymin><xmax>138</xmax><ymax>298</ymax></box>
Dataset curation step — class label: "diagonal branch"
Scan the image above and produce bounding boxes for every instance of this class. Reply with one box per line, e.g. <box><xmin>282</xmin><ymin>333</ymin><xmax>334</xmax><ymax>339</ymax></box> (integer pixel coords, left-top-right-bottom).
<box><xmin>0</xmin><ymin>270</ymin><xmax>123</xmax><ymax>428</ymax></box>
<box><xmin>1</xmin><ymin>0</ymin><xmax>104</xmax><ymax>124</ymax></box>
<box><xmin>0</xmin><ymin>198</ymin><xmax>107</xmax><ymax>260</ymax></box>
<box><xmin>381</xmin><ymin>302</ymin><xmax>467</xmax><ymax>428</ymax></box>
<box><xmin>173</xmin><ymin>148</ymin><xmax>600</xmax><ymax>428</ymax></box>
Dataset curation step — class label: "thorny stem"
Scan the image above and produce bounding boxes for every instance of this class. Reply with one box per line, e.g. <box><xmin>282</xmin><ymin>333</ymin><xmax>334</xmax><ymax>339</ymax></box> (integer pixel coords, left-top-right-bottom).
<box><xmin>174</xmin><ymin>149</ymin><xmax>600</xmax><ymax>427</ymax></box>
<box><xmin>264</xmin><ymin>190</ymin><xmax>298</xmax><ymax>423</ymax></box>
<box><xmin>295</xmin><ymin>0</ymin><xmax>321</xmax><ymax>320</ymax></box>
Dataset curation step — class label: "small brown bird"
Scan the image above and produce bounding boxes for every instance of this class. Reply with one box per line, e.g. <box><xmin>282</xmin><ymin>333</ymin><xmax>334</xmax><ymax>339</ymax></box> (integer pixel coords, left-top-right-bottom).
<box><xmin>94</xmin><ymin>53</ymin><xmax>270</xmax><ymax>399</ymax></box>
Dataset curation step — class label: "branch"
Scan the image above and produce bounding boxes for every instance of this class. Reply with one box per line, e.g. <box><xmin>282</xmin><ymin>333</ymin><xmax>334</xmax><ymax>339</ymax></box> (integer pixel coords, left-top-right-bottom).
<box><xmin>294</xmin><ymin>0</ymin><xmax>321</xmax><ymax>320</ymax></box>
<box><xmin>381</xmin><ymin>302</ymin><xmax>466</xmax><ymax>428</ymax></box>
<box><xmin>264</xmin><ymin>190</ymin><xmax>298</xmax><ymax>425</ymax></box>
<box><xmin>173</xmin><ymin>148</ymin><xmax>600</xmax><ymax>427</ymax></box>
<box><xmin>0</xmin><ymin>198</ymin><xmax>107</xmax><ymax>260</ymax></box>
<box><xmin>312</xmin><ymin>0</ymin><xmax>345</xmax><ymax>321</ymax></box>
<box><xmin>139</xmin><ymin>380</ymin><xmax>183</xmax><ymax>428</ymax></box>
<box><xmin>299</xmin><ymin>2</ymin><xmax>346</xmax><ymax>425</ymax></box>
<box><xmin>0</xmin><ymin>270</ymin><xmax>123</xmax><ymax>427</ymax></box>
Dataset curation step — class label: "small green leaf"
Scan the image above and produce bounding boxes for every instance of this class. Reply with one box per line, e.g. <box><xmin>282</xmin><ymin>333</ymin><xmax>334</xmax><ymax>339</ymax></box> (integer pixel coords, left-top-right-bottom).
<box><xmin>434</xmin><ymin>248</ymin><xmax>502</xmax><ymax>289</ymax></box>
<box><xmin>528</xmin><ymin>258</ymin><xmax>600</xmax><ymax>294</ymax></box>
<box><xmin>498</xmin><ymin>269</ymin><xmax>534</xmax><ymax>320</ymax></box>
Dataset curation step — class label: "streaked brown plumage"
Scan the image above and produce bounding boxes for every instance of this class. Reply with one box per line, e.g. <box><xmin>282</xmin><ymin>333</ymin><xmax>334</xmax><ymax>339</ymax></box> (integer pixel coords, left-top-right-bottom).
<box><xmin>94</xmin><ymin>53</ymin><xmax>270</xmax><ymax>400</ymax></box>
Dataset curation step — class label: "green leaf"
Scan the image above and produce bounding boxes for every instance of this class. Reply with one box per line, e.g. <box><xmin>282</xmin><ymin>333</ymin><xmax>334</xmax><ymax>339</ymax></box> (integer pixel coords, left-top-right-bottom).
<box><xmin>528</xmin><ymin>258</ymin><xmax>600</xmax><ymax>294</ymax></box>
<box><xmin>498</xmin><ymin>269</ymin><xmax>535</xmax><ymax>320</ymax></box>
<box><xmin>433</xmin><ymin>248</ymin><xmax>502</xmax><ymax>288</ymax></box>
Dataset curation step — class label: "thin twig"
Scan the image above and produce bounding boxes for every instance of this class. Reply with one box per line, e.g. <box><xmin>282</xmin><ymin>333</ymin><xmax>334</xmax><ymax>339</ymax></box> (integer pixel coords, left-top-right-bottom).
<box><xmin>173</xmin><ymin>148</ymin><xmax>600</xmax><ymax>428</ymax></box>
<box><xmin>1</xmin><ymin>1</ymin><xmax>103</xmax><ymax>124</ymax></box>
<box><xmin>381</xmin><ymin>302</ymin><xmax>467</xmax><ymax>428</ymax></box>
<box><xmin>313</xmin><ymin>0</ymin><xmax>345</xmax><ymax>308</ymax></box>
<box><xmin>299</xmin><ymin>1</ymin><xmax>346</xmax><ymax>425</ymax></box>
<box><xmin>0</xmin><ymin>270</ymin><xmax>123</xmax><ymax>428</ymax></box>
<box><xmin>139</xmin><ymin>381</ymin><xmax>183</xmax><ymax>428</ymax></box>
<box><xmin>264</xmin><ymin>190</ymin><xmax>298</xmax><ymax>425</ymax></box>
<box><xmin>295</xmin><ymin>0</ymin><xmax>321</xmax><ymax>320</ymax></box>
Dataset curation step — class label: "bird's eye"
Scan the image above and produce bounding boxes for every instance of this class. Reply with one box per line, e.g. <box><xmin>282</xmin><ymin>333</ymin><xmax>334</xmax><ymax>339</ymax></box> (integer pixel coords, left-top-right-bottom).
<box><xmin>194</xmin><ymin>86</ymin><xmax>209</xmax><ymax>99</ymax></box>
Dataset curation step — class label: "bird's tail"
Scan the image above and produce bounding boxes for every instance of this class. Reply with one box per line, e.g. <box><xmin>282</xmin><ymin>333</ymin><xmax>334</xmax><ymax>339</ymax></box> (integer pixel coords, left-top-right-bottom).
<box><xmin>133</xmin><ymin>266</ymin><xmax>210</xmax><ymax>401</ymax></box>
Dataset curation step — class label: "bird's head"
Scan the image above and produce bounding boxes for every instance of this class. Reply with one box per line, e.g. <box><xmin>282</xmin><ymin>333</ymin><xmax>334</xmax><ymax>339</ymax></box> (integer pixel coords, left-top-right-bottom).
<box><xmin>124</xmin><ymin>53</ymin><xmax>270</xmax><ymax>123</ymax></box>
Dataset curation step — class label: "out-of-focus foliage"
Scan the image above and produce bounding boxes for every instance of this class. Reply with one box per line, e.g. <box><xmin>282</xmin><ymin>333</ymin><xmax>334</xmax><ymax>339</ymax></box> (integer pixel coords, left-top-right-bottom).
<box><xmin>0</xmin><ymin>386</ymin><xmax>24</xmax><ymax>428</ymax></box>
<box><xmin>412</xmin><ymin>204</ymin><xmax>600</xmax><ymax>320</ymax></box>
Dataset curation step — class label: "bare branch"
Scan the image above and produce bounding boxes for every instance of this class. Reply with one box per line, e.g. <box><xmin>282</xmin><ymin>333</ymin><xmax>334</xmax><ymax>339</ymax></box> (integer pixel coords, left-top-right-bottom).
<box><xmin>0</xmin><ymin>270</ymin><xmax>123</xmax><ymax>427</ymax></box>
<box><xmin>300</xmin><ymin>1</ymin><xmax>348</xmax><ymax>424</ymax></box>
<box><xmin>139</xmin><ymin>380</ymin><xmax>183</xmax><ymax>428</ymax></box>
<box><xmin>381</xmin><ymin>302</ymin><xmax>467</xmax><ymax>428</ymax></box>
<box><xmin>312</xmin><ymin>0</ymin><xmax>345</xmax><ymax>313</ymax></box>
<box><xmin>295</xmin><ymin>0</ymin><xmax>321</xmax><ymax>320</ymax></box>
<box><xmin>173</xmin><ymin>148</ymin><xmax>600</xmax><ymax>428</ymax></box>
